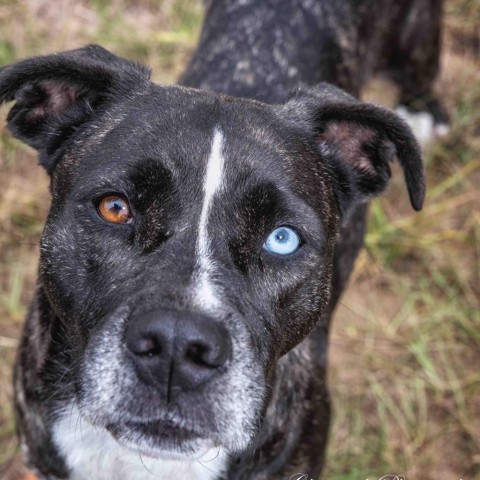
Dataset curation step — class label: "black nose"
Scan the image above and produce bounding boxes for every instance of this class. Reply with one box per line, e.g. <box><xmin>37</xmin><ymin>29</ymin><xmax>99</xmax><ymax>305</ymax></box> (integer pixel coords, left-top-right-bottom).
<box><xmin>126</xmin><ymin>309</ymin><xmax>231</xmax><ymax>401</ymax></box>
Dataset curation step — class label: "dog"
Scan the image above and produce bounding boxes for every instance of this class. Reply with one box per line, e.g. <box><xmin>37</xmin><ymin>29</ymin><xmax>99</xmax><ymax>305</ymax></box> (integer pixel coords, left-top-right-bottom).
<box><xmin>0</xmin><ymin>0</ymin><xmax>446</xmax><ymax>478</ymax></box>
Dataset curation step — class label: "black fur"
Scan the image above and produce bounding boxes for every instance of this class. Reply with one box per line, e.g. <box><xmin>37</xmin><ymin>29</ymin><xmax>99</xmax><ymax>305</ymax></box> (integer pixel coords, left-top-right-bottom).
<box><xmin>0</xmin><ymin>1</ymin><xmax>443</xmax><ymax>478</ymax></box>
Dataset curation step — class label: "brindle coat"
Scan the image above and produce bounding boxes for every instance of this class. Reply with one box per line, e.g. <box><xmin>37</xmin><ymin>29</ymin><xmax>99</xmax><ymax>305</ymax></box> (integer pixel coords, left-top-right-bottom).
<box><xmin>0</xmin><ymin>1</ymin><xmax>444</xmax><ymax>478</ymax></box>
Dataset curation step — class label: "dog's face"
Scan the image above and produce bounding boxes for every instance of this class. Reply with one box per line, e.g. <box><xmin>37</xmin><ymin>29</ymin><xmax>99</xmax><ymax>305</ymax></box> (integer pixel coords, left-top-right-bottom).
<box><xmin>0</xmin><ymin>46</ymin><xmax>424</xmax><ymax>460</ymax></box>
<box><xmin>42</xmin><ymin>85</ymin><xmax>340</xmax><ymax>458</ymax></box>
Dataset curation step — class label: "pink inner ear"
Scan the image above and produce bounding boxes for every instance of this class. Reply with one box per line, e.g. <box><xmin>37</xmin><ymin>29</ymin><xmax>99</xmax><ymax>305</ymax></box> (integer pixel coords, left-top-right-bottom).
<box><xmin>28</xmin><ymin>80</ymin><xmax>80</xmax><ymax>120</ymax></box>
<box><xmin>317</xmin><ymin>121</ymin><xmax>378</xmax><ymax>175</ymax></box>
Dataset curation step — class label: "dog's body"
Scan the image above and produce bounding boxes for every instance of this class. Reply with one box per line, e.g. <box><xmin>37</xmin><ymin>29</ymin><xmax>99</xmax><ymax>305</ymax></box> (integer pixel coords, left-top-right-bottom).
<box><xmin>1</xmin><ymin>1</ymin><xmax>445</xmax><ymax>479</ymax></box>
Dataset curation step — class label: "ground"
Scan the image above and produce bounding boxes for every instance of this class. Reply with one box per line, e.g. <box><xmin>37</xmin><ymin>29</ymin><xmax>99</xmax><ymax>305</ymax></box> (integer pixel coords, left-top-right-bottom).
<box><xmin>0</xmin><ymin>1</ymin><xmax>479</xmax><ymax>479</ymax></box>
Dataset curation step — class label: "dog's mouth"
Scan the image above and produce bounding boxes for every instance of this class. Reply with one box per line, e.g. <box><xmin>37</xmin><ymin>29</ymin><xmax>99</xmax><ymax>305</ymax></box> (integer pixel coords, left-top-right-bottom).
<box><xmin>106</xmin><ymin>418</ymin><xmax>214</xmax><ymax>459</ymax></box>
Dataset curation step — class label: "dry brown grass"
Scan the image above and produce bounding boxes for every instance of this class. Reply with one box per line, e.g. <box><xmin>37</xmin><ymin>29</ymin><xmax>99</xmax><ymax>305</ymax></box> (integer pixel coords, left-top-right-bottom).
<box><xmin>0</xmin><ymin>1</ymin><xmax>479</xmax><ymax>479</ymax></box>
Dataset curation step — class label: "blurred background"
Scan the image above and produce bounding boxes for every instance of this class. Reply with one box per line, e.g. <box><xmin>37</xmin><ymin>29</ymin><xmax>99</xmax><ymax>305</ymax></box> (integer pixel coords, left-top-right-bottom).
<box><xmin>0</xmin><ymin>1</ymin><xmax>478</xmax><ymax>479</ymax></box>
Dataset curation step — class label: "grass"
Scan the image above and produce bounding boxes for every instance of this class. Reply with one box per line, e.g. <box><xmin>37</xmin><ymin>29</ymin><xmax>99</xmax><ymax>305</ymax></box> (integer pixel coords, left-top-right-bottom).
<box><xmin>325</xmin><ymin>15</ymin><xmax>480</xmax><ymax>476</ymax></box>
<box><xmin>0</xmin><ymin>1</ymin><xmax>479</xmax><ymax>479</ymax></box>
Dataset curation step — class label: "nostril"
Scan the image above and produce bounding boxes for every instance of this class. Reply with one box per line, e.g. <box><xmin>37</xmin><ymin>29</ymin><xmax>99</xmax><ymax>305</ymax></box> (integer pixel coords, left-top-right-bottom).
<box><xmin>129</xmin><ymin>337</ymin><xmax>162</xmax><ymax>357</ymax></box>
<box><xmin>185</xmin><ymin>342</ymin><xmax>212</xmax><ymax>367</ymax></box>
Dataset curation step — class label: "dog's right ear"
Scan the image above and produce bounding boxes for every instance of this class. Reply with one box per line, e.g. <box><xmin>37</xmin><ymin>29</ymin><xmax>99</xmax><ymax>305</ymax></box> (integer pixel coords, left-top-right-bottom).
<box><xmin>281</xmin><ymin>83</ymin><xmax>425</xmax><ymax>214</ymax></box>
<box><xmin>0</xmin><ymin>45</ymin><xmax>150</xmax><ymax>173</ymax></box>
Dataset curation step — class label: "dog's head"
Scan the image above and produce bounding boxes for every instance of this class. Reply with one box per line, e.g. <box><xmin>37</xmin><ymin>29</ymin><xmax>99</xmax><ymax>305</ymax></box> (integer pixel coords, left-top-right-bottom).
<box><xmin>1</xmin><ymin>46</ymin><xmax>424</xmax><ymax>459</ymax></box>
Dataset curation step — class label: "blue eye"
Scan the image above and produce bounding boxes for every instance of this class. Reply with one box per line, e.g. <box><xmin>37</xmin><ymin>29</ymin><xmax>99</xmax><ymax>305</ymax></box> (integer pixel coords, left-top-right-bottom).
<box><xmin>264</xmin><ymin>227</ymin><xmax>301</xmax><ymax>256</ymax></box>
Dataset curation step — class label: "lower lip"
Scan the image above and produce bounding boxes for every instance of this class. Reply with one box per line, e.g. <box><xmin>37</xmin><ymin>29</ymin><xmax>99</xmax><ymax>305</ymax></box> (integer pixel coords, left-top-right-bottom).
<box><xmin>106</xmin><ymin>419</ymin><xmax>208</xmax><ymax>460</ymax></box>
<box><xmin>110</xmin><ymin>419</ymin><xmax>199</xmax><ymax>442</ymax></box>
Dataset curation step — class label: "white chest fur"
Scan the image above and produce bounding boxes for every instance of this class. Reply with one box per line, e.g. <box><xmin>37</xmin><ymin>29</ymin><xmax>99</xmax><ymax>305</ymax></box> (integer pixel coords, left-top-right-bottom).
<box><xmin>52</xmin><ymin>408</ymin><xmax>228</xmax><ymax>480</ymax></box>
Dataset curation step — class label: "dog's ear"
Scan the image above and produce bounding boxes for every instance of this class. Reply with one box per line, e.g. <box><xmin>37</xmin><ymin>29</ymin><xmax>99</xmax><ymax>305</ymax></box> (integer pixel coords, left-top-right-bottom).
<box><xmin>0</xmin><ymin>44</ymin><xmax>150</xmax><ymax>173</ymax></box>
<box><xmin>283</xmin><ymin>82</ymin><xmax>425</xmax><ymax>213</ymax></box>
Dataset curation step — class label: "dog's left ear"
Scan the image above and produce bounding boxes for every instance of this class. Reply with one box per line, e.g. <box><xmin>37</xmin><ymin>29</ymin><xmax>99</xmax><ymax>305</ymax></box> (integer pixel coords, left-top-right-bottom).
<box><xmin>282</xmin><ymin>83</ymin><xmax>425</xmax><ymax>213</ymax></box>
<box><xmin>0</xmin><ymin>45</ymin><xmax>151</xmax><ymax>173</ymax></box>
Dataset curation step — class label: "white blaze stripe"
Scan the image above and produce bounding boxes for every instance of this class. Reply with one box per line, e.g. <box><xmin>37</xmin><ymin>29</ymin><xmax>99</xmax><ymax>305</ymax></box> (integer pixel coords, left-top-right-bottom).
<box><xmin>198</xmin><ymin>127</ymin><xmax>225</xmax><ymax>260</ymax></box>
<box><xmin>195</xmin><ymin>128</ymin><xmax>225</xmax><ymax>309</ymax></box>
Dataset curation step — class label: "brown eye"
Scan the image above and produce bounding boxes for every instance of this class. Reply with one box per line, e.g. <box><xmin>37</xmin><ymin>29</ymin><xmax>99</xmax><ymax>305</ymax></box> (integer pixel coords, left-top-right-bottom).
<box><xmin>97</xmin><ymin>195</ymin><xmax>132</xmax><ymax>224</ymax></box>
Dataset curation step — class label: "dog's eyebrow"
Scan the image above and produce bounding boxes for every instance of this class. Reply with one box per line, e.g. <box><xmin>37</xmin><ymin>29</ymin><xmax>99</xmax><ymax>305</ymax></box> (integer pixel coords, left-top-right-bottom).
<box><xmin>128</xmin><ymin>158</ymin><xmax>175</xmax><ymax>191</ymax></box>
<box><xmin>237</xmin><ymin>181</ymin><xmax>323</xmax><ymax>239</ymax></box>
